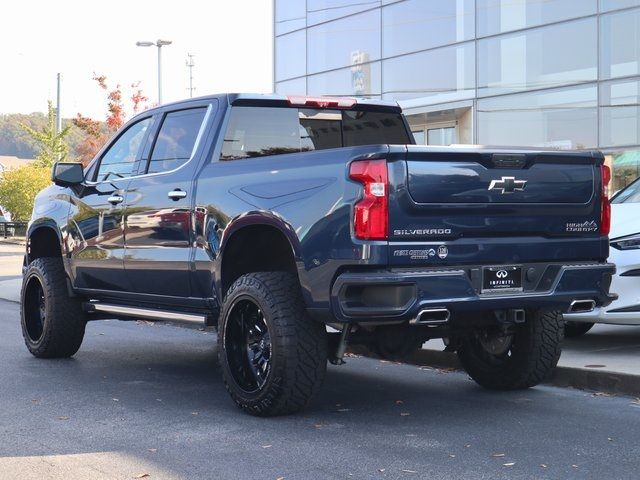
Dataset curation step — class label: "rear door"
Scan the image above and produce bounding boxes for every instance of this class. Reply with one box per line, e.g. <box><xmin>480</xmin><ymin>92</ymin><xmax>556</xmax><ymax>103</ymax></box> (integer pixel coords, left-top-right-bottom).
<box><xmin>122</xmin><ymin>102</ymin><xmax>214</xmax><ymax>297</ymax></box>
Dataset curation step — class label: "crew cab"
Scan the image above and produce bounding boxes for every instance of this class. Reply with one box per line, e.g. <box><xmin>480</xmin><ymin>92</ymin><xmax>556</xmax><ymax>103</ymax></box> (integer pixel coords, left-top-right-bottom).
<box><xmin>21</xmin><ymin>94</ymin><xmax>615</xmax><ymax>416</ymax></box>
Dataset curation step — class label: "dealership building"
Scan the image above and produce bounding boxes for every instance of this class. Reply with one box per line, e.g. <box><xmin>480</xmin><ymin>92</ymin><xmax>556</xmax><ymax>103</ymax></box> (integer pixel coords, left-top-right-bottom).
<box><xmin>274</xmin><ymin>0</ymin><xmax>640</xmax><ymax>192</ymax></box>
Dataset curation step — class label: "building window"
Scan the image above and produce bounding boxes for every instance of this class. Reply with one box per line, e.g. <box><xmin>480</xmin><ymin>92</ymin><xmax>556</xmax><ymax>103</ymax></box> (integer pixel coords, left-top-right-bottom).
<box><xmin>427</xmin><ymin>126</ymin><xmax>457</xmax><ymax>146</ymax></box>
<box><xmin>382</xmin><ymin>42</ymin><xmax>475</xmax><ymax>104</ymax></box>
<box><xmin>600</xmin><ymin>78</ymin><xmax>640</xmax><ymax>147</ymax></box>
<box><xmin>606</xmin><ymin>150</ymin><xmax>640</xmax><ymax>194</ymax></box>
<box><xmin>275</xmin><ymin>30</ymin><xmax>306</xmax><ymax>81</ymax></box>
<box><xmin>476</xmin><ymin>0</ymin><xmax>597</xmax><ymax>37</ymax></box>
<box><xmin>306</xmin><ymin>0</ymin><xmax>381</xmax><ymax>25</ymax></box>
<box><xmin>307</xmin><ymin>62</ymin><xmax>381</xmax><ymax>97</ymax></box>
<box><xmin>382</xmin><ymin>0</ymin><xmax>474</xmax><ymax>58</ymax></box>
<box><xmin>307</xmin><ymin>9</ymin><xmax>381</xmax><ymax>74</ymax></box>
<box><xmin>275</xmin><ymin>0</ymin><xmax>306</xmax><ymax>35</ymax></box>
<box><xmin>477</xmin><ymin>18</ymin><xmax>597</xmax><ymax>97</ymax></box>
<box><xmin>600</xmin><ymin>0</ymin><xmax>640</xmax><ymax>13</ymax></box>
<box><xmin>275</xmin><ymin>78</ymin><xmax>307</xmax><ymax>96</ymax></box>
<box><xmin>600</xmin><ymin>8</ymin><xmax>640</xmax><ymax>80</ymax></box>
<box><xmin>477</xmin><ymin>84</ymin><xmax>597</xmax><ymax>148</ymax></box>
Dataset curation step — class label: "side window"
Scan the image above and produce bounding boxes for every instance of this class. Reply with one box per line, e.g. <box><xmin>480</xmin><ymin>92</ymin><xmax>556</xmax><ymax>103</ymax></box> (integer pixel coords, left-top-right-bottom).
<box><xmin>96</xmin><ymin>117</ymin><xmax>152</xmax><ymax>182</ymax></box>
<box><xmin>147</xmin><ymin>108</ymin><xmax>207</xmax><ymax>174</ymax></box>
<box><xmin>221</xmin><ymin>107</ymin><xmax>301</xmax><ymax>160</ymax></box>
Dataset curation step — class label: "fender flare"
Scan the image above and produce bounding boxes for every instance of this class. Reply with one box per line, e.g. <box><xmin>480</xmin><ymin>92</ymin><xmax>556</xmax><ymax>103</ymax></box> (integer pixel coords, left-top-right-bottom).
<box><xmin>26</xmin><ymin>219</ymin><xmax>64</xmax><ymax>260</ymax></box>
<box><xmin>215</xmin><ymin>211</ymin><xmax>303</xmax><ymax>297</ymax></box>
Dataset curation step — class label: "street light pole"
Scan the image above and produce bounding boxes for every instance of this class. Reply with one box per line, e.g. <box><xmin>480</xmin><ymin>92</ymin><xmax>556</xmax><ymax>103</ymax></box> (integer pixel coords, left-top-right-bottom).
<box><xmin>157</xmin><ymin>44</ymin><xmax>163</xmax><ymax>104</ymax></box>
<box><xmin>136</xmin><ymin>39</ymin><xmax>172</xmax><ymax>105</ymax></box>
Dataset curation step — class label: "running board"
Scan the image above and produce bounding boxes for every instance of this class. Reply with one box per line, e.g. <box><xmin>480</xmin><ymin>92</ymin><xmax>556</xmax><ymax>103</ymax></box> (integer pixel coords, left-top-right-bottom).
<box><xmin>84</xmin><ymin>302</ymin><xmax>206</xmax><ymax>324</ymax></box>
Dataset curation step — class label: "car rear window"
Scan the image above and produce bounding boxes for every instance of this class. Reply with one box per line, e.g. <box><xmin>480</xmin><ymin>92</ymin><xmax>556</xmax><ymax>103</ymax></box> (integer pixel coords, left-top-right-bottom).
<box><xmin>220</xmin><ymin>106</ymin><xmax>410</xmax><ymax>161</ymax></box>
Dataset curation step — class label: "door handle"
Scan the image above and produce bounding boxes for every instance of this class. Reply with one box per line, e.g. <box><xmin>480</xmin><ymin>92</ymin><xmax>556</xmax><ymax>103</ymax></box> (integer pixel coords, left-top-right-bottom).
<box><xmin>168</xmin><ymin>189</ymin><xmax>187</xmax><ymax>201</ymax></box>
<box><xmin>107</xmin><ymin>195</ymin><xmax>124</xmax><ymax>205</ymax></box>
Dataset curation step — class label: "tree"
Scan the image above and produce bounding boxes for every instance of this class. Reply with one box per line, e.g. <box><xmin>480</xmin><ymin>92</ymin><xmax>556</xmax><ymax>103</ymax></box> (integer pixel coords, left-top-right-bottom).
<box><xmin>19</xmin><ymin>101</ymin><xmax>71</xmax><ymax>168</ymax></box>
<box><xmin>0</xmin><ymin>164</ymin><xmax>51</xmax><ymax>221</ymax></box>
<box><xmin>73</xmin><ymin>74</ymin><xmax>148</xmax><ymax>166</ymax></box>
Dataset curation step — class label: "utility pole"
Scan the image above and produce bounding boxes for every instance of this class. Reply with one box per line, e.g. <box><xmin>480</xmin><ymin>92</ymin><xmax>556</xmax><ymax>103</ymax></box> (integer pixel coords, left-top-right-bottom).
<box><xmin>55</xmin><ymin>73</ymin><xmax>62</xmax><ymax>136</ymax></box>
<box><xmin>186</xmin><ymin>53</ymin><xmax>195</xmax><ymax>98</ymax></box>
<box><xmin>56</xmin><ymin>73</ymin><xmax>62</xmax><ymax>161</ymax></box>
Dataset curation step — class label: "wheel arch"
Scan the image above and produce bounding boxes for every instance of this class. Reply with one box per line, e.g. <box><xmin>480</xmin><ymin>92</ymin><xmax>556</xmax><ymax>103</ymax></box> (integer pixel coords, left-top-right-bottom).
<box><xmin>218</xmin><ymin>213</ymin><xmax>302</xmax><ymax>298</ymax></box>
<box><xmin>26</xmin><ymin>221</ymin><xmax>64</xmax><ymax>265</ymax></box>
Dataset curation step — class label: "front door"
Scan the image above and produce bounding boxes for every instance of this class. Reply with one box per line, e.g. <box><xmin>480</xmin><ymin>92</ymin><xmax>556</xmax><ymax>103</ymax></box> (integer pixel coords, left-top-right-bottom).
<box><xmin>123</xmin><ymin>104</ymin><xmax>212</xmax><ymax>297</ymax></box>
<box><xmin>68</xmin><ymin>116</ymin><xmax>154</xmax><ymax>291</ymax></box>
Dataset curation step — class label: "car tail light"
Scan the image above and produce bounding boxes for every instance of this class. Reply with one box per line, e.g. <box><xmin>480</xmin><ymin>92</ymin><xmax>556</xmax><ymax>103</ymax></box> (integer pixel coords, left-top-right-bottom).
<box><xmin>287</xmin><ymin>95</ymin><xmax>357</xmax><ymax>109</ymax></box>
<box><xmin>600</xmin><ymin>164</ymin><xmax>611</xmax><ymax>236</ymax></box>
<box><xmin>349</xmin><ymin>159</ymin><xmax>388</xmax><ymax>240</ymax></box>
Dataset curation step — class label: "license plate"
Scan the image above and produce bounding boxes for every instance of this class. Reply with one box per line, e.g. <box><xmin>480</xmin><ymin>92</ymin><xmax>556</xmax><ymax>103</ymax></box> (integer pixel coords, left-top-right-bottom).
<box><xmin>482</xmin><ymin>266</ymin><xmax>523</xmax><ymax>293</ymax></box>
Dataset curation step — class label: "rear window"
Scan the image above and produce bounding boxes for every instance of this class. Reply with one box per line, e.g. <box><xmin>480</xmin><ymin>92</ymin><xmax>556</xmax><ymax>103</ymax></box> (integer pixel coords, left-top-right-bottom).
<box><xmin>220</xmin><ymin>106</ymin><xmax>410</xmax><ymax>161</ymax></box>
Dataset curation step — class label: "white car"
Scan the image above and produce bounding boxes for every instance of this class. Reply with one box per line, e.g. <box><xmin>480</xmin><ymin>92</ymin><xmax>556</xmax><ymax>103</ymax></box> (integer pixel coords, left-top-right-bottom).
<box><xmin>563</xmin><ymin>178</ymin><xmax>640</xmax><ymax>337</ymax></box>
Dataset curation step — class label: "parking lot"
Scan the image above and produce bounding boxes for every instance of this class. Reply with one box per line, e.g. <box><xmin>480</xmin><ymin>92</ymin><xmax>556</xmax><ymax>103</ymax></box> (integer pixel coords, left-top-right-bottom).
<box><xmin>3</xmin><ymin>242</ymin><xmax>640</xmax><ymax>479</ymax></box>
<box><xmin>1</xmin><ymin>298</ymin><xmax>640</xmax><ymax>480</ymax></box>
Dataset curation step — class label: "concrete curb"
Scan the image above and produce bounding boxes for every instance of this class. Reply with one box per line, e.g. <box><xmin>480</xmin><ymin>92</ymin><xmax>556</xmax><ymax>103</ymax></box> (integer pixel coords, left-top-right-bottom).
<box><xmin>411</xmin><ymin>348</ymin><xmax>640</xmax><ymax>398</ymax></box>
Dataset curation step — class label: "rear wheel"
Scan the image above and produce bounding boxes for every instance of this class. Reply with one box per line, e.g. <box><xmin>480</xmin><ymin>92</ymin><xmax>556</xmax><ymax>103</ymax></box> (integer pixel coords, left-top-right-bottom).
<box><xmin>457</xmin><ymin>309</ymin><xmax>563</xmax><ymax>390</ymax></box>
<box><xmin>21</xmin><ymin>257</ymin><xmax>86</xmax><ymax>358</ymax></box>
<box><xmin>563</xmin><ymin>321</ymin><xmax>594</xmax><ymax>338</ymax></box>
<box><xmin>218</xmin><ymin>272</ymin><xmax>327</xmax><ymax>416</ymax></box>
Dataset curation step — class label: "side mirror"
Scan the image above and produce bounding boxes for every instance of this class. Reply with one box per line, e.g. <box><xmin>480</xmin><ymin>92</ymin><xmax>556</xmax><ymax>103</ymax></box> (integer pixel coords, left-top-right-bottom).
<box><xmin>52</xmin><ymin>162</ymin><xmax>84</xmax><ymax>187</ymax></box>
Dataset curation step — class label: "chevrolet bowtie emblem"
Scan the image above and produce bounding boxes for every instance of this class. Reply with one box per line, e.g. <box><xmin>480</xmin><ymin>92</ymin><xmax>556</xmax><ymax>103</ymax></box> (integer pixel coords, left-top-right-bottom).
<box><xmin>488</xmin><ymin>176</ymin><xmax>527</xmax><ymax>194</ymax></box>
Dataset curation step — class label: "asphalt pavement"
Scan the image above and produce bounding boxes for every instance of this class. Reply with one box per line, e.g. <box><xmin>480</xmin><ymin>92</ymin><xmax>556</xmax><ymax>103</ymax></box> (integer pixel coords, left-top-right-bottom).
<box><xmin>2</xmin><ymin>299</ymin><xmax>639</xmax><ymax>480</ymax></box>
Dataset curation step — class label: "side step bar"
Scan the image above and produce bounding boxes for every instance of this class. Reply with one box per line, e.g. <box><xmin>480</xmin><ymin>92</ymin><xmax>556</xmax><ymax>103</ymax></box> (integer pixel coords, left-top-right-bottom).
<box><xmin>84</xmin><ymin>302</ymin><xmax>206</xmax><ymax>324</ymax></box>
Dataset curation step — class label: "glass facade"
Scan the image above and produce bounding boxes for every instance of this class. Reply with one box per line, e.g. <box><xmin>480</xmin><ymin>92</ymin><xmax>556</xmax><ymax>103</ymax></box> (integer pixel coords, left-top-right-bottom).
<box><xmin>274</xmin><ymin>0</ymin><xmax>640</xmax><ymax>192</ymax></box>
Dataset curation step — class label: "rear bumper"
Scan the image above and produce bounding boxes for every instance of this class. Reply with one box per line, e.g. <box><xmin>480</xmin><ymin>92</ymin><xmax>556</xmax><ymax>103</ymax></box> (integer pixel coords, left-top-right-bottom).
<box><xmin>330</xmin><ymin>262</ymin><xmax>616</xmax><ymax>324</ymax></box>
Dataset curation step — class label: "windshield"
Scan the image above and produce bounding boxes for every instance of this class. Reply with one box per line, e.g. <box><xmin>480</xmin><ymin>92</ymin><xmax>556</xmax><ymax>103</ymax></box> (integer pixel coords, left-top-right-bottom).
<box><xmin>612</xmin><ymin>178</ymin><xmax>640</xmax><ymax>203</ymax></box>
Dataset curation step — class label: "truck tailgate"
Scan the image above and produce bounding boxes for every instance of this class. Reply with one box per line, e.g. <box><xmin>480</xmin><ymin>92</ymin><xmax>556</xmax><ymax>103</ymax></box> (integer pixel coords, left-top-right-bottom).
<box><xmin>387</xmin><ymin>146</ymin><xmax>607</xmax><ymax>266</ymax></box>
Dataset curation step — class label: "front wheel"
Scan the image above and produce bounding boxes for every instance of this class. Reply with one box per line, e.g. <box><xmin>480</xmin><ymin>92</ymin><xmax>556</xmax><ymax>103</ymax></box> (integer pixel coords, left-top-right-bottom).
<box><xmin>218</xmin><ymin>272</ymin><xmax>328</xmax><ymax>416</ymax></box>
<box><xmin>21</xmin><ymin>257</ymin><xmax>86</xmax><ymax>358</ymax></box>
<box><xmin>457</xmin><ymin>309</ymin><xmax>563</xmax><ymax>390</ymax></box>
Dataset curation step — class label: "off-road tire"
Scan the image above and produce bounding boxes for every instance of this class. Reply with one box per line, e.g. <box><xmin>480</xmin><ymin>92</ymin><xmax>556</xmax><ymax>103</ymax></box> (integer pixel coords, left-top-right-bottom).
<box><xmin>21</xmin><ymin>257</ymin><xmax>86</xmax><ymax>358</ymax></box>
<box><xmin>563</xmin><ymin>321</ymin><xmax>594</xmax><ymax>338</ymax></box>
<box><xmin>457</xmin><ymin>309</ymin><xmax>563</xmax><ymax>390</ymax></box>
<box><xmin>218</xmin><ymin>272</ymin><xmax>328</xmax><ymax>416</ymax></box>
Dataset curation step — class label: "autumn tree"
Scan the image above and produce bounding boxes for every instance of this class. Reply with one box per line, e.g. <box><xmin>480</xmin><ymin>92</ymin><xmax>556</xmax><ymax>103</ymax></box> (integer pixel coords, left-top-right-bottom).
<box><xmin>73</xmin><ymin>74</ymin><xmax>149</xmax><ymax>165</ymax></box>
<box><xmin>19</xmin><ymin>101</ymin><xmax>71</xmax><ymax>167</ymax></box>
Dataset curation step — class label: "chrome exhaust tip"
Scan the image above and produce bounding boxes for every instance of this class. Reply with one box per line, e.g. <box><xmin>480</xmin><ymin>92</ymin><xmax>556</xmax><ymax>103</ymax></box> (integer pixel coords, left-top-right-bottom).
<box><xmin>410</xmin><ymin>307</ymin><xmax>450</xmax><ymax>325</ymax></box>
<box><xmin>568</xmin><ymin>299</ymin><xmax>596</xmax><ymax>313</ymax></box>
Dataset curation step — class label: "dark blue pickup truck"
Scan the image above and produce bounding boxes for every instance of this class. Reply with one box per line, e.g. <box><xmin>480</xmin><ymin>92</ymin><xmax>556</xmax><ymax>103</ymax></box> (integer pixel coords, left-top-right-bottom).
<box><xmin>21</xmin><ymin>94</ymin><xmax>615</xmax><ymax>416</ymax></box>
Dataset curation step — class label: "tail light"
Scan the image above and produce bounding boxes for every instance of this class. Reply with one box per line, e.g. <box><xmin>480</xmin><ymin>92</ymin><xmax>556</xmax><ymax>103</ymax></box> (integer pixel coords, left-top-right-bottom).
<box><xmin>349</xmin><ymin>159</ymin><xmax>388</xmax><ymax>240</ymax></box>
<box><xmin>600</xmin><ymin>164</ymin><xmax>611</xmax><ymax>236</ymax></box>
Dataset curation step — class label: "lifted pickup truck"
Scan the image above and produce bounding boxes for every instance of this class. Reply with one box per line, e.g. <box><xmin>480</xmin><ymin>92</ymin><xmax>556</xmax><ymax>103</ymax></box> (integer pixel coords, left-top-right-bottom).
<box><xmin>21</xmin><ymin>94</ymin><xmax>615</xmax><ymax>416</ymax></box>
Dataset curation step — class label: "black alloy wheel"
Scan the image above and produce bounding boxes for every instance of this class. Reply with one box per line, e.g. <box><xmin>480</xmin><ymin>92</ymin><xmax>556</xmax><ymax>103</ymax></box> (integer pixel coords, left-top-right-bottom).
<box><xmin>224</xmin><ymin>297</ymin><xmax>272</xmax><ymax>393</ymax></box>
<box><xmin>23</xmin><ymin>276</ymin><xmax>46</xmax><ymax>343</ymax></box>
